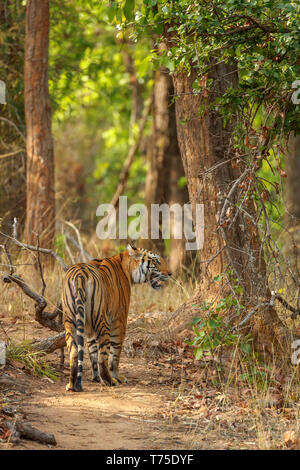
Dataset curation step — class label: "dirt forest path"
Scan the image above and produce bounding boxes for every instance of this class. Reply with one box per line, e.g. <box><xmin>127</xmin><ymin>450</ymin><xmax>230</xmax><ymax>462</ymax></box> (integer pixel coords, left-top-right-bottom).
<box><xmin>1</xmin><ymin>311</ymin><xmax>298</xmax><ymax>450</ymax></box>
<box><xmin>1</xmin><ymin>343</ymin><xmax>299</xmax><ymax>450</ymax></box>
<box><xmin>0</xmin><ymin>289</ymin><xmax>206</xmax><ymax>451</ymax></box>
<box><xmin>0</xmin><ymin>355</ymin><xmax>194</xmax><ymax>450</ymax></box>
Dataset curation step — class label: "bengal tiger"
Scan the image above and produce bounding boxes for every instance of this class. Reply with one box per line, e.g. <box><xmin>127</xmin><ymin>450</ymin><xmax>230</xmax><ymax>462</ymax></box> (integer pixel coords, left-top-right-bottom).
<box><xmin>62</xmin><ymin>244</ymin><xmax>171</xmax><ymax>392</ymax></box>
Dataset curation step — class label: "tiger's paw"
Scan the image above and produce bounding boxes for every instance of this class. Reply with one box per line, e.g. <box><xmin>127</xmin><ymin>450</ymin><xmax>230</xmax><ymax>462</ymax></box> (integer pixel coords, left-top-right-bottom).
<box><xmin>92</xmin><ymin>375</ymin><xmax>101</xmax><ymax>383</ymax></box>
<box><xmin>67</xmin><ymin>384</ymin><xmax>83</xmax><ymax>392</ymax></box>
<box><xmin>117</xmin><ymin>374</ymin><xmax>127</xmax><ymax>384</ymax></box>
<box><xmin>100</xmin><ymin>368</ymin><xmax>119</xmax><ymax>386</ymax></box>
<box><xmin>100</xmin><ymin>377</ymin><xmax>119</xmax><ymax>387</ymax></box>
<box><xmin>66</xmin><ymin>383</ymin><xmax>76</xmax><ymax>392</ymax></box>
<box><xmin>74</xmin><ymin>382</ymin><xmax>83</xmax><ymax>392</ymax></box>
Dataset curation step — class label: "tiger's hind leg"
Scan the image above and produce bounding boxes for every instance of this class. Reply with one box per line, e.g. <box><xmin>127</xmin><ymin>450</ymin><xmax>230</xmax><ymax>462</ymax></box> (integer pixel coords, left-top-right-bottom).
<box><xmin>109</xmin><ymin>323</ymin><xmax>127</xmax><ymax>384</ymax></box>
<box><xmin>87</xmin><ymin>337</ymin><xmax>100</xmax><ymax>382</ymax></box>
<box><xmin>96</xmin><ymin>328</ymin><xmax>118</xmax><ymax>386</ymax></box>
<box><xmin>65</xmin><ymin>318</ymin><xmax>78</xmax><ymax>391</ymax></box>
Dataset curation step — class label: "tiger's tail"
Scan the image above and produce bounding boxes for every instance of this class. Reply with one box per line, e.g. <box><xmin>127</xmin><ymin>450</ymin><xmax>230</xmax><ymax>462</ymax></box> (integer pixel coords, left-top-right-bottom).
<box><xmin>73</xmin><ymin>274</ymin><xmax>86</xmax><ymax>391</ymax></box>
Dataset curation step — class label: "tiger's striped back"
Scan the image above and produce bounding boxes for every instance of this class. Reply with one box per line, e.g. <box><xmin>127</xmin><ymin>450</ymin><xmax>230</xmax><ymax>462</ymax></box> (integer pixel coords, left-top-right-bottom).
<box><xmin>62</xmin><ymin>245</ymin><xmax>171</xmax><ymax>392</ymax></box>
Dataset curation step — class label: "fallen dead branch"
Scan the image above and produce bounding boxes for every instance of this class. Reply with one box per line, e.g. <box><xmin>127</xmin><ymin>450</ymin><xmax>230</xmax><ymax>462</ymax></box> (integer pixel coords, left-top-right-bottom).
<box><xmin>65</xmin><ymin>232</ymin><xmax>92</xmax><ymax>261</ymax></box>
<box><xmin>2</xmin><ymin>416</ymin><xmax>56</xmax><ymax>446</ymax></box>
<box><xmin>31</xmin><ymin>332</ymin><xmax>66</xmax><ymax>355</ymax></box>
<box><xmin>272</xmin><ymin>292</ymin><xmax>300</xmax><ymax>320</ymax></box>
<box><xmin>58</xmin><ymin>220</ymin><xmax>93</xmax><ymax>263</ymax></box>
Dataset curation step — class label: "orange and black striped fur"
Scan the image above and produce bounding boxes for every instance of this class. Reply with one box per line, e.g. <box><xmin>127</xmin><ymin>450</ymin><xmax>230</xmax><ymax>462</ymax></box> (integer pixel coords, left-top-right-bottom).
<box><xmin>62</xmin><ymin>244</ymin><xmax>171</xmax><ymax>392</ymax></box>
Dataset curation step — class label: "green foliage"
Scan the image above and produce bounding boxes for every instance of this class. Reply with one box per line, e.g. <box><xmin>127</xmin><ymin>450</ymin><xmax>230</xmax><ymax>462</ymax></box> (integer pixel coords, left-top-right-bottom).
<box><xmin>54</xmin><ymin>234</ymin><xmax>67</xmax><ymax>259</ymax></box>
<box><xmin>177</xmin><ymin>176</ymin><xmax>187</xmax><ymax>189</ymax></box>
<box><xmin>238</xmin><ymin>362</ymin><xmax>275</xmax><ymax>390</ymax></box>
<box><xmin>123</xmin><ymin>0</ymin><xmax>136</xmax><ymax>21</ymax></box>
<box><xmin>6</xmin><ymin>341</ymin><xmax>59</xmax><ymax>380</ymax></box>
<box><xmin>187</xmin><ymin>310</ymin><xmax>252</xmax><ymax>360</ymax></box>
<box><xmin>186</xmin><ymin>269</ymin><xmax>252</xmax><ymax>359</ymax></box>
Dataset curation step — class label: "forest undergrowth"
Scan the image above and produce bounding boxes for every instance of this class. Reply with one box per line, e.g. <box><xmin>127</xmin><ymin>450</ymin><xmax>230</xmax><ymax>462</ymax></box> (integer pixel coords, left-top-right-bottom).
<box><xmin>0</xmin><ymin>247</ymin><xmax>299</xmax><ymax>450</ymax></box>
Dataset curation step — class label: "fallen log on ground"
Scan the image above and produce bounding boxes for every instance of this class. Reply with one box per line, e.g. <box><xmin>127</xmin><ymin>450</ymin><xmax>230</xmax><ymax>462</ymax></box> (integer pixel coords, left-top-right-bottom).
<box><xmin>4</xmin><ymin>418</ymin><xmax>57</xmax><ymax>446</ymax></box>
<box><xmin>31</xmin><ymin>332</ymin><xmax>66</xmax><ymax>354</ymax></box>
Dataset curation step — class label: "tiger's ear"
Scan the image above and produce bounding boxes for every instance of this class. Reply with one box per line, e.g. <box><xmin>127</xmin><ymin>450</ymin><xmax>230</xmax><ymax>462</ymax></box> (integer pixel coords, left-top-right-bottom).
<box><xmin>127</xmin><ymin>243</ymin><xmax>142</xmax><ymax>259</ymax></box>
<box><xmin>127</xmin><ymin>238</ymin><xmax>137</xmax><ymax>248</ymax></box>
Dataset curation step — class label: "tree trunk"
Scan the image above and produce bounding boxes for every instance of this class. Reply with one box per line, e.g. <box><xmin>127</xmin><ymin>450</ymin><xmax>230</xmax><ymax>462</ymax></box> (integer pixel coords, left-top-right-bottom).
<box><xmin>144</xmin><ymin>51</ymin><xmax>189</xmax><ymax>271</ymax></box>
<box><xmin>170</xmin><ymin>60</ymin><xmax>291</xmax><ymax>356</ymax></box>
<box><xmin>118</xmin><ymin>40</ymin><xmax>144</xmax><ymax>139</ymax></box>
<box><xmin>24</xmin><ymin>0</ymin><xmax>55</xmax><ymax>250</ymax></box>
<box><xmin>283</xmin><ymin>133</ymin><xmax>300</xmax><ymax>297</ymax></box>
<box><xmin>167</xmin><ymin>93</ymin><xmax>190</xmax><ymax>274</ymax></box>
<box><xmin>285</xmin><ymin>133</ymin><xmax>300</xmax><ymax>229</ymax></box>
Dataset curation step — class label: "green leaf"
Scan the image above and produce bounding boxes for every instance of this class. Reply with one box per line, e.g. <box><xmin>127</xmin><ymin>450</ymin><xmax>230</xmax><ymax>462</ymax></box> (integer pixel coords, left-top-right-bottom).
<box><xmin>190</xmin><ymin>317</ymin><xmax>202</xmax><ymax>325</ymax></box>
<box><xmin>123</xmin><ymin>0</ymin><xmax>135</xmax><ymax>21</ymax></box>
<box><xmin>107</xmin><ymin>4</ymin><xmax>117</xmax><ymax>23</ymax></box>
<box><xmin>192</xmin><ymin>328</ymin><xmax>205</xmax><ymax>339</ymax></box>
<box><xmin>241</xmin><ymin>342</ymin><xmax>252</xmax><ymax>355</ymax></box>
<box><xmin>234</xmin><ymin>285</ymin><xmax>244</xmax><ymax>295</ymax></box>
<box><xmin>178</xmin><ymin>176</ymin><xmax>187</xmax><ymax>189</ymax></box>
<box><xmin>153</xmin><ymin>22</ymin><xmax>163</xmax><ymax>35</ymax></box>
<box><xmin>194</xmin><ymin>348</ymin><xmax>203</xmax><ymax>360</ymax></box>
<box><xmin>208</xmin><ymin>319</ymin><xmax>219</xmax><ymax>329</ymax></box>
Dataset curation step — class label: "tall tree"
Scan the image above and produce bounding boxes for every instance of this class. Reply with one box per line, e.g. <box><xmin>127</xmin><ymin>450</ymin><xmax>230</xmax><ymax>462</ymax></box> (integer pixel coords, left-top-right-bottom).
<box><xmin>117</xmin><ymin>36</ymin><xmax>144</xmax><ymax>140</ymax></box>
<box><xmin>24</xmin><ymin>0</ymin><xmax>55</xmax><ymax>249</ymax></box>
<box><xmin>145</xmin><ymin>44</ymin><xmax>189</xmax><ymax>272</ymax></box>
<box><xmin>170</xmin><ymin>59</ymin><xmax>292</xmax><ymax>355</ymax></box>
<box><xmin>283</xmin><ymin>133</ymin><xmax>300</xmax><ymax>285</ymax></box>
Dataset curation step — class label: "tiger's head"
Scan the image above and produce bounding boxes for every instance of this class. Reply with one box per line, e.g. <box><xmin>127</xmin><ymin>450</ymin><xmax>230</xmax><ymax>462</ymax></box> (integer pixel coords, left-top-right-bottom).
<box><xmin>127</xmin><ymin>244</ymin><xmax>172</xmax><ymax>290</ymax></box>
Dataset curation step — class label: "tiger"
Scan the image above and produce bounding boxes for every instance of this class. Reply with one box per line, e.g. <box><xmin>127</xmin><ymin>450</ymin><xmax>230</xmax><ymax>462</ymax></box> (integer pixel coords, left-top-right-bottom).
<box><xmin>61</xmin><ymin>243</ymin><xmax>171</xmax><ymax>392</ymax></box>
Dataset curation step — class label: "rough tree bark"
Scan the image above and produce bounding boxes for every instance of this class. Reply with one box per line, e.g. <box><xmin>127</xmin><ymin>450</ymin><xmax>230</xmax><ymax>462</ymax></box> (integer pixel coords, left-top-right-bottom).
<box><xmin>285</xmin><ymin>133</ymin><xmax>300</xmax><ymax>230</ymax></box>
<box><xmin>144</xmin><ymin>47</ymin><xmax>189</xmax><ymax>271</ymax></box>
<box><xmin>24</xmin><ymin>0</ymin><xmax>55</xmax><ymax>250</ymax></box>
<box><xmin>170</xmin><ymin>59</ymin><xmax>291</xmax><ymax>356</ymax></box>
<box><xmin>168</xmin><ymin>129</ymin><xmax>190</xmax><ymax>273</ymax></box>
<box><xmin>283</xmin><ymin>133</ymin><xmax>300</xmax><ymax>293</ymax></box>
